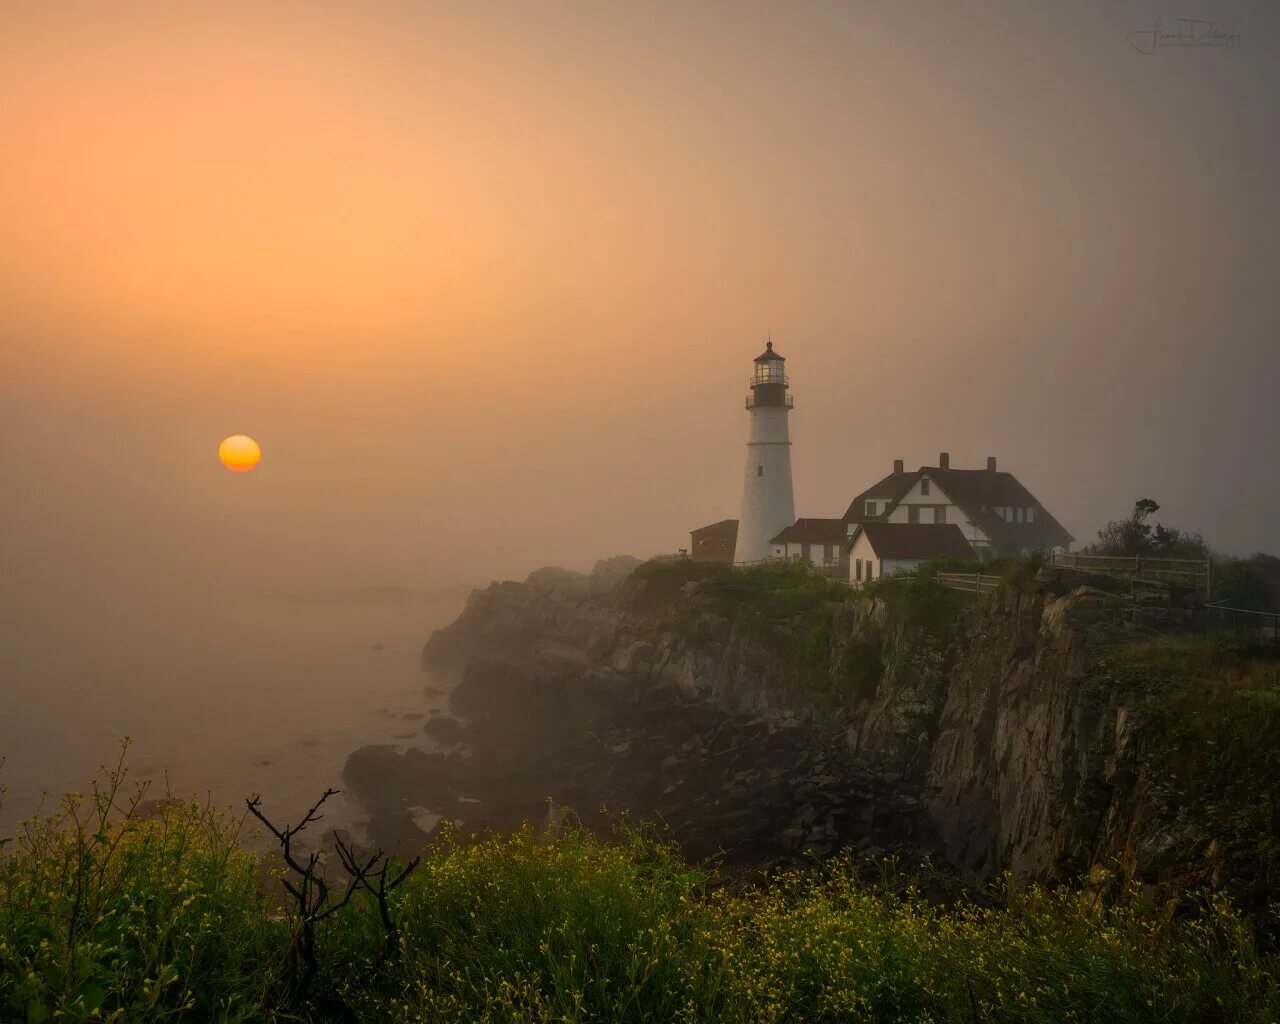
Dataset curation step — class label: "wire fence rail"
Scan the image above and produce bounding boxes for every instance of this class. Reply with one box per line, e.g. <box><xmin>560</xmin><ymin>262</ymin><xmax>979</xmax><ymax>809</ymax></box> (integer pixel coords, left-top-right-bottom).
<box><xmin>1203</xmin><ymin>602</ymin><xmax>1280</xmax><ymax>638</ymax></box>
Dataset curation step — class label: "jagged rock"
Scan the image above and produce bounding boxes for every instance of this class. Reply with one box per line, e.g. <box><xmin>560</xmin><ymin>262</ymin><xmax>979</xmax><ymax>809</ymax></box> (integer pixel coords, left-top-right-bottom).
<box><xmin>407</xmin><ymin>556</ymin><xmax>1239</xmax><ymax>900</ymax></box>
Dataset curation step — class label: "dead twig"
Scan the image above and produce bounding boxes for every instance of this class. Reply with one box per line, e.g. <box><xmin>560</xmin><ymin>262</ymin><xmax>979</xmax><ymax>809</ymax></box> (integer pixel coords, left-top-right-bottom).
<box><xmin>333</xmin><ymin>834</ymin><xmax>420</xmax><ymax>962</ymax></box>
<box><xmin>246</xmin><ymin>789</ymin><xmax>361</xmax><ymax>999</ymax></box>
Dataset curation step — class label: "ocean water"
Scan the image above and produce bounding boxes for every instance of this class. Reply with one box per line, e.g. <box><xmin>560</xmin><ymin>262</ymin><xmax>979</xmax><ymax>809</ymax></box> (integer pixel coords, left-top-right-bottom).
<box><xmin>0</xmin><ymin>585</ymin><xmax>467</xmax><ymax>840</ymax></box>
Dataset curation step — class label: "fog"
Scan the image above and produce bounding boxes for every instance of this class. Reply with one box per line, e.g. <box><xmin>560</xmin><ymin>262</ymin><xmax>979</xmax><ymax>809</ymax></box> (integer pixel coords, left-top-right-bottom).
<box><xmin>3</xmin><ymin>2</ymin><xmax>1278</xmax><ymax>823</ymax></box>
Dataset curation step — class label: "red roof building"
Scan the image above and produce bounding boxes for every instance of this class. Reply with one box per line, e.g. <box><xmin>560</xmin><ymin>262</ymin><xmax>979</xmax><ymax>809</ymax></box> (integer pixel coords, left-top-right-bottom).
<box><xmin>689</xmin><ymin>519</ymin><xmax>738</xmax><ymax>563</ymax></box>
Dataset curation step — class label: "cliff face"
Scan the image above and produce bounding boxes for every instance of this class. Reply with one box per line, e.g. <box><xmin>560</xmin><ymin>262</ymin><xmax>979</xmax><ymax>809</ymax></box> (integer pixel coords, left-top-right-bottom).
<box><xmin>422</xmin><ymin>559</ymin><xmax>1238</xmax><ymax>897</ymax></box>
<box><xmin>925</xmin><ymin>583</ymin><xmax>1142</xmax><ymax>881</ymax></box>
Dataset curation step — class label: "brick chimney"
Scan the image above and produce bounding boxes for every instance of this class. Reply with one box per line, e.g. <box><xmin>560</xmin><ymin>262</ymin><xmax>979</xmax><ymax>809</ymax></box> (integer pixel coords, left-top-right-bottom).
<box><xmin>938</xmin><ymin>452</ymin><xmax>950</xmax><ymax>470</ymax></box>
<box><xmin>893</xmin><ymin>458</ymin><xmax>904</xmax><ymax>475</ymax></box>
<box><xmin>986</xmin><ymin>456</ymin><xmax>997</xmax><ymax>472</ymax></box>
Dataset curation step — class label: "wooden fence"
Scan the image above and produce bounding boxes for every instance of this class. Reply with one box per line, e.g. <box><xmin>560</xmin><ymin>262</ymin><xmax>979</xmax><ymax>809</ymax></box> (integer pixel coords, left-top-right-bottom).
<box><xmin>653</xmin><ymin>553</ymin><xmax>1279</xmax><ymax>637</ymax></box>
<box><xmin>1050</xmin><ymin>551</ymin><xmax>1212</xmax><ymax>600</ymax></box>
<box><xmin>935</xmin><ymin>572</ymin><xmax>1003</xmax><ymax>595</ymax></box>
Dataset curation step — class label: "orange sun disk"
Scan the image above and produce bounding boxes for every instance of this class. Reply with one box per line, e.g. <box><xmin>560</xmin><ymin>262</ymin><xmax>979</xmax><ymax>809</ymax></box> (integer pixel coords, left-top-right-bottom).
<box><xmin>218</xmin><ymin>434</ymin><xmax>261</xmax><ymax>472</ymax></box>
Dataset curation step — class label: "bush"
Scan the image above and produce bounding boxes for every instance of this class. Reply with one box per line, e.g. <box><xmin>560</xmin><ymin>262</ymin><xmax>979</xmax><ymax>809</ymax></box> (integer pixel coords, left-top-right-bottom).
<box><xmin>695</xmin><ymin>860</ymin><xmax>1277</xmax><ymax>1024</ymax></box>
<box><xmin>327</xmin><ymin>820</ymin><xmax>710</xmax><ymax>1022</ymax></box>
<box><xmin>4</xmin><ymin>752</ymin><xmax>1278</xmax><ymax>1022</ymax></box>
<box><xmin>633</xmin><ymin>559</ymin><xmax>850</xmax><ymax>673</ymax></box>
<box><xmin>861</xmin><ymin>573</ymin><xmax>968</xmax><ymax>641</ymax></box>
<box><xmin>0</xmin><ymin>742</ymin><xmax>284</xmax><ymax>1022</ymax></box>
<box><xmin>630</xmin><ymin>558</ymin><xmax>733</xmax><ymax>605</ymax></box>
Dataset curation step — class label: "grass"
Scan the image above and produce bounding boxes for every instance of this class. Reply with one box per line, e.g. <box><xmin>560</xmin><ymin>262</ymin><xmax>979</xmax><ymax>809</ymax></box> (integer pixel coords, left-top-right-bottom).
<box><xmin>631</xmin><ymin>558</ymin><xmax>846</xmax><ymax>620</ymax></box>
<box><xmin>2</xmin><ymin>752</ymin><xmax>1278</xmax><ymax>1022</ymax></box>
<box><xmin>631</xmin><ymin>559</ymin><xmax>851</xmax><ymax>678</ymax></box>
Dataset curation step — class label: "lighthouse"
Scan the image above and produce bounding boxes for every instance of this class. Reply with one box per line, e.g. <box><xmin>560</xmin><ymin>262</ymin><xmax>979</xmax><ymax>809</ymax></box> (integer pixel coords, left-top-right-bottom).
<box><xmin>733</xmin><ymin>341</ymin><xmax>796</xmax><ymax>564</ymax></box>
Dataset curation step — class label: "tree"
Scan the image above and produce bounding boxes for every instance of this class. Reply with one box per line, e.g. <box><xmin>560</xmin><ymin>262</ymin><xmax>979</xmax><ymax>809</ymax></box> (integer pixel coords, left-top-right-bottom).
<box><xmin>1089</xmin><ymin>499</ymin><xmax>1208</xmax><ymax>560</ymax></box>
<box><xmin>1091</xmin><ymin>498</ymin><xmax>1161</xmax><ymax>556</ymax></box>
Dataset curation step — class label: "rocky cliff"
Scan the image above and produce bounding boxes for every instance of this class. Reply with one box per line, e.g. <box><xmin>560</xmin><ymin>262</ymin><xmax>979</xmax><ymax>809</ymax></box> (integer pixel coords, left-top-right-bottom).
<box><xmin>418</xmin><ymin>557</ymin><xmax>1275</xmax><ymax>919</ymax></box>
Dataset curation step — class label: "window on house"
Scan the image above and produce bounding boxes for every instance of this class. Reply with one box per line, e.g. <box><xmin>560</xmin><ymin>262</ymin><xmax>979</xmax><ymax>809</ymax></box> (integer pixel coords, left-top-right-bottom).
<box><xmin>908</xmin><ymin>505</ymin><xmax>920</xmax><ymax>524</ymax></box>
<box><xmin>865</xmin><ymin>500</ymin><xmax>877</xmax><ymax>516</ymax></box>
<box><xmin>855</xmin><ymin>558</ymin><xmax>863</xmax><ymax>580</ymax></box>
<box><xmin>934</xmin><ymin>506</ymin><xmax>946</xmax><ymax>524</ymax></box>
<box><xmin>757</xmin><ymin>465</ymin><xmax>763</xmax><ymax>477</ymax></box>
<box><xmin>1027</xmin><ymin>507</ymin><xmax>1035</xmax><ymax>523</ymax></box>
<box><xmin>867</xmin><ymin>560</ymin><xmax>875</xmax><ymax>579</ymax></box>
<box><xmin>921</xmin><ymin>479</ymin><xmax>931</xmax><ymax>496</ymax></box>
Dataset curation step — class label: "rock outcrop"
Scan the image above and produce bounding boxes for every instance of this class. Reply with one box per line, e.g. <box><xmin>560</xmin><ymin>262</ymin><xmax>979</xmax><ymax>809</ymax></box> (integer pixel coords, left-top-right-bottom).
<box><xmin>412</xmin><ymin>558</ymin><xmax>1241</xmax><ymax>899</ymax></box>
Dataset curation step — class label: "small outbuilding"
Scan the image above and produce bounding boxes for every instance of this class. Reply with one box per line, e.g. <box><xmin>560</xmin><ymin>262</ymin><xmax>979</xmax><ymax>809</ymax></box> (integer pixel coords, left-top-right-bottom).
<box><xmin>690</xmin><ymin>519</ymin><xmax>739</xmax><ymax>563</ymax></box>
<box><xmin>768</xmin><ymin>518</ymin><xmax>848</xmax><ymax>571</ymax></box>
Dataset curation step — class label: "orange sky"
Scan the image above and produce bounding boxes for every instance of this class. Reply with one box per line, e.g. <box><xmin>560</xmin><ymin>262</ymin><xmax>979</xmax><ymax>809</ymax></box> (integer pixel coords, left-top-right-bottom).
<box><xmin>3</xmin><ymin>2</ymin><xmax>1278</xmax><ymax>614</ymax></box>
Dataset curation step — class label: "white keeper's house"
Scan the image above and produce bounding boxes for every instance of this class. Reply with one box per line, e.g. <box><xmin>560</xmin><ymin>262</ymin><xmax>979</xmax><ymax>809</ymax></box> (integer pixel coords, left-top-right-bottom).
<box><xmin>842</xmin><ymin>453</ymin><xmax>1074</xmax><ymax>560</ymax></box>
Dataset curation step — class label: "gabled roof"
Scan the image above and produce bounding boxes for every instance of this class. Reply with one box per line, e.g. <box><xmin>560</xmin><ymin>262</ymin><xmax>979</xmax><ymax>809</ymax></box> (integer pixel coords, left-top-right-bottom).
<box><xmin>851</xmin><ymin>522</ymin><xmax>976</xmax><ymax>561</ymax></box>
<box><xmin>754</xmin><ymin>341</ymin><xmax>785</xmax><ymax>362</ymax></box>
<box><xmin>922</xmin><ymin>468</ymin><xmax>1074</xmax><ymax>550</ymax></box>
<box><xmin>842</xmin><ymin>463</ymin><xmax>1074</xmax><ymax>551</ymax></box>
<box><xmin>842</xmin><ymin>471</ymin><xmax>920</xmax><ymax>522</ymax></box>
<box><xmin>769</xmin><ymin>518</ymin><xmax>847</xmax><ymax>545</ymax></box>
<box><xmin>691</xmin><ymin>519</ymin><xmax>738</xmax><ymax>539</ymax></box>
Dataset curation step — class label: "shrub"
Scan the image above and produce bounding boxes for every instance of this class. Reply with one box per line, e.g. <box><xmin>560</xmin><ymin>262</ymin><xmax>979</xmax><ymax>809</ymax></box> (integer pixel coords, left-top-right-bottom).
<box><xmin>4</xmin><ymin>750</ymin><xmax>1278</xmax><ymax>1022</ymax></box>
<box><xmin>326</xmin><ymin>819</ymin><xmax>712</xmax><ymax>1022</ymax></box>
<box><xmin>0</xmin><ymin>742</ymin><xmax>285</xmax><ymax>1022</ymax></box>
<box><xmin>861</xmin><ymin>573</ymin><xmax>967</xmax><ymax>642</ymax></box>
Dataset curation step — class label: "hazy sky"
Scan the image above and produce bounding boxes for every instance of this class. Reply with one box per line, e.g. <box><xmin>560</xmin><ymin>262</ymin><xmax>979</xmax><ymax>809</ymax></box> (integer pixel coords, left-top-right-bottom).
<box><xmin>4</xmin><ymin>1</ymin><xmax>1278</xmax><ymax>623</ymax></box>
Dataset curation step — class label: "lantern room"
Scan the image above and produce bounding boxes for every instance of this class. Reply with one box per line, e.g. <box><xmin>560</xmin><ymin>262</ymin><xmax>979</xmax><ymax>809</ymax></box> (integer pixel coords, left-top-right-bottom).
<box><xmin>747</xmin><ymin>341</ymin><xmax>793</xmax><ymax>409</ymax></box>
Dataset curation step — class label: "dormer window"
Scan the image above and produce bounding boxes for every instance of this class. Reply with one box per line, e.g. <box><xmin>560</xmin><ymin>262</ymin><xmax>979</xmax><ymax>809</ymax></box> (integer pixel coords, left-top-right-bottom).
<box><xmin>865</xmin><ymin>500</ymin><xmax>877</xmax><ymax>516</ymax></box>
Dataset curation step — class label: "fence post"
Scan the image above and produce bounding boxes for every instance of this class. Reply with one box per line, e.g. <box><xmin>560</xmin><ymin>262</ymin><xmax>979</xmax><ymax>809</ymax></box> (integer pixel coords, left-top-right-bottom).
<box><xmin>976</xmin><ymin>571</ymin><xmax>982</xmax><ymax>595</ymax></box>
<box><xmin>1074</xmin><ymin>552</ymin><xmax>1080</xmax><ymax>569</ymax></box>
<box><xmin>1134</xmin><ymin>554</ymin><xmax>1142</xmax><ymax>577</ymax></box>
<box><xmin>1205</xmin><ymin>557</ymin><xmax>1214</xmax><ymax>603</ymax></box>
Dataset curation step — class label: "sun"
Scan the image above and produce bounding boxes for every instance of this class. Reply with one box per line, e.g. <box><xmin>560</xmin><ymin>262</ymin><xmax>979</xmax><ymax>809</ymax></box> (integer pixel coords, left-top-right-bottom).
<box><xmin>218</xmin><ymin>434</ymin><xmax>261</xmax><ymax>472</ymax></box>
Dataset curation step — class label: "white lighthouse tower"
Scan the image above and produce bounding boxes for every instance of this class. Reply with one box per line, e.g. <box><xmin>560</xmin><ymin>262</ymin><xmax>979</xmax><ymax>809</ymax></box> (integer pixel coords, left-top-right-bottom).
<box><xmin>733</xmin><ymin>341</ymin><xmax>796</xmax><ymax>564</ymax></box>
